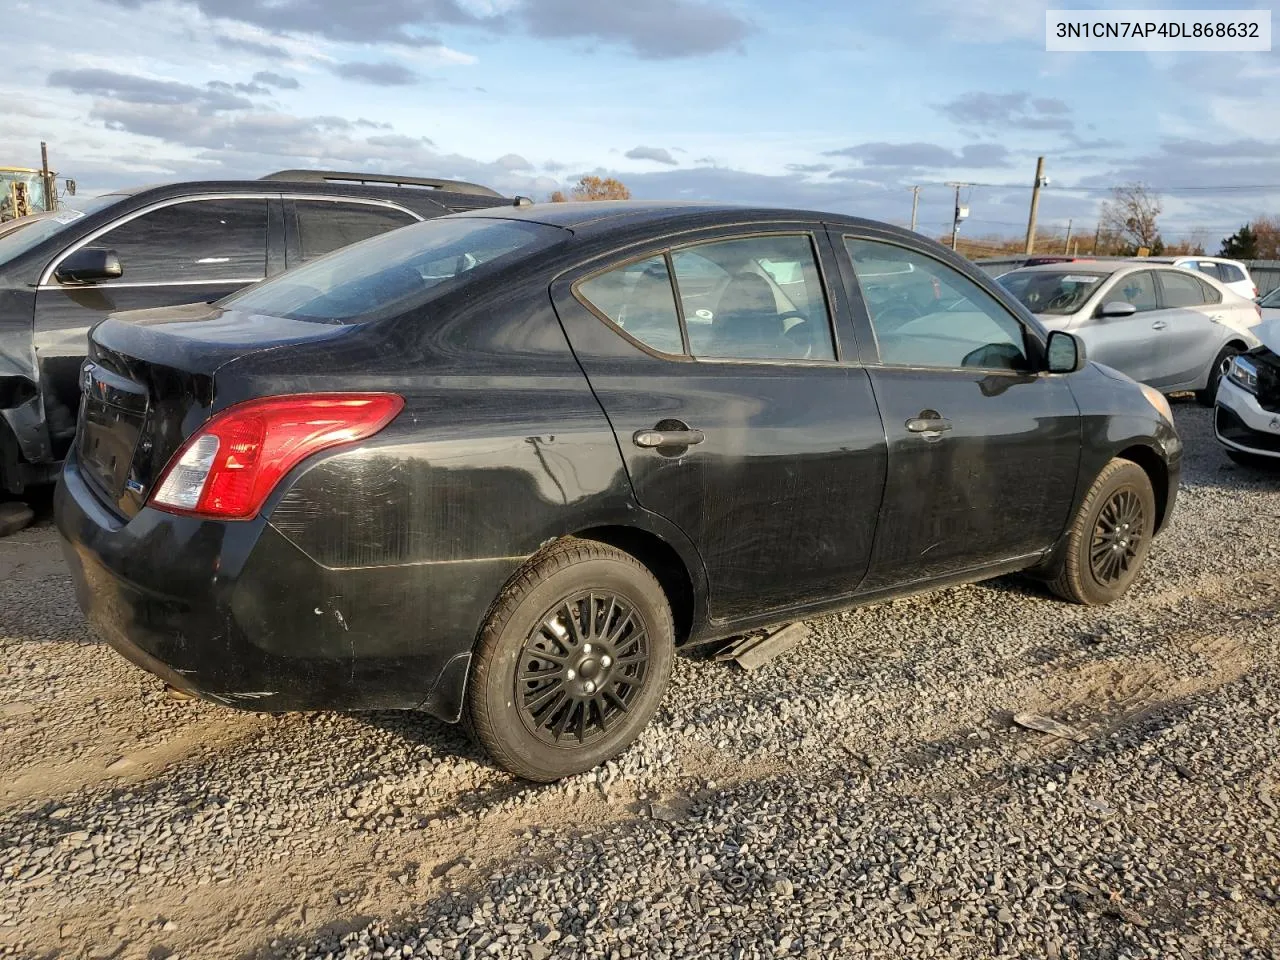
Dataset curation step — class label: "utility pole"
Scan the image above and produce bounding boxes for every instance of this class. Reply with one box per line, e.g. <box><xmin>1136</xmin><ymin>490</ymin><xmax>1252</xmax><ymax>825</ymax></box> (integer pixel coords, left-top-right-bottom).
<box><xmin>946</xmin><ymin>182</ymin><xmax>970</xmax><ymax>252</ymax></box>
<box><xmin>39</xmin><ymin>141</ymin><xmax>56</xmax><ymax>213</ymax></box>
<box><xmin>1092</xmin><ymin>223</ymin><xmax>1102</xmax><ymax>255</ymax></box>
<box><xmin>908</xmin><ymin>185</ymin><xmax>921</xmax><ymax>232</ymax></box>
<box><xmin>1024</xmin><ymin>156</ymin><xmax>1046</xmax><ymax>255</ymax></box>
<box><xmin>1063</xmin><ymin>219</ymin><xmax>1073</xmax><ymax>254</ymax></box>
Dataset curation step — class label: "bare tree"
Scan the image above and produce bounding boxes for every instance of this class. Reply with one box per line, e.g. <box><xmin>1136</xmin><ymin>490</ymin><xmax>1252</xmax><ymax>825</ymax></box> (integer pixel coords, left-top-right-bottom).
<box><xmin>550</xmin><ymin>176</ymin><xmax>632</xmax><ymax>202</ymax></box>
<box><xmin>1098</xmin><ymin>183</ymin><xmax>1163</xmax><ymax>254</ymax></box>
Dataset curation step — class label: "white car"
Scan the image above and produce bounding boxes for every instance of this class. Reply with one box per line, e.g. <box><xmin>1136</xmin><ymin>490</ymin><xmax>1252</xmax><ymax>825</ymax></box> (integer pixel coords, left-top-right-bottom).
<box><xmin>1215</xmin><ymin>321</ymin><xmax>1280</xmax><ymax>468</ymax></box>
<box><xmin>998</xmin><ymin>261</ymin><xmax>1261</xmax><ymax>404</ymax></box>
<box><xmin>1145</xmin><ymin>256</ymin><xmax>1258</xmax><ymax>300</ymax></box>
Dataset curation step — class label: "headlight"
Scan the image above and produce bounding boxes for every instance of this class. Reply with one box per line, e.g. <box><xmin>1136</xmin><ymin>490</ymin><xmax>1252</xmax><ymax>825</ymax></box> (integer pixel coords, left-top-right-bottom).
<box><xmin>1139</xmin><ymin>383</ymin><xmax>1173</xmax><ymax>423</ymax></box>
<box><xmin>1227</xmin><ymin>355</ymin><xmax>1259</xmax><ymax>395</ymax></box>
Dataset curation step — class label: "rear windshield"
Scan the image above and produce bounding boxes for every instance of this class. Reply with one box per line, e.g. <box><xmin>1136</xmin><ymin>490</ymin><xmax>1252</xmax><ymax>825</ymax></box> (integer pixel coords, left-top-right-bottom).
<box><xmin>222</xmin><ymin>217</ymin><xmax>566</xmax><ymax>324</ymax></box>
<box><xmin>998</xmin><ymin>270</ymin><xmax>1108</xmax><ymax>315</ymax></box>
<box><xmin>0</xmin><ymin>195</ymin><xmax>128</xmax><ymax>265</ymax></box>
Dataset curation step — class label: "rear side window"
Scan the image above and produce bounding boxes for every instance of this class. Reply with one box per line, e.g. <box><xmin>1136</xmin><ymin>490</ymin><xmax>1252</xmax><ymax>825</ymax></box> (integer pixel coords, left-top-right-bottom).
<box><xmin>1196</xmin><ymin>276</ymin><xmax>1222</xmax><ymax>303</ymax></box>
<box><xmin>1218</xmin><ymin>263</ymin><xmax>1246</xmax><ymax>283</ymax></box>
<box><xmin>846</xmin><ymin>237</ymin><xmax>1028</xmax><ymax>371</ymax></box>
<box><xmin>86</xmin><ymin>198</ymin><xmax>268</xmax><ymax>284</ymax></box>
<box><xmin>577</xmin><ymin>256</ymin><xmax>684</xmax><ymax>355</ymax></box>
<box><xmin>294</xmin><ymin>200</ymin><xmax>419</xmax><ymax>263</ymax></box>
<box><xmin>1160</xmin><ymin>270</ymin><xmax>1207</xmax><ymax>307</ymax></box>
<box><xmin>221</xmin><ymin>217</ymin><xmax>565</xmax><ymax>324</ymax></box>
<box><xmin>575</xmin><ymin>233</ymin><xmax>836</xmax><ymax>362</ymax></box>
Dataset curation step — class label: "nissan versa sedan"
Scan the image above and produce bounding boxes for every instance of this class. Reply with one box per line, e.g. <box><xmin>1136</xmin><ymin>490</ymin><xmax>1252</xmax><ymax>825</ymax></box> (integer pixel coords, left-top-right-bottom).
<box><xmin>57</xmin><ymin>203</ymin><xmax>1182</xmax><ymax>781</ymax></box>
<box><xmin>998</xmin><ymin>261</ymin><xmax>1261</xmax><ymax>404</ymax></box>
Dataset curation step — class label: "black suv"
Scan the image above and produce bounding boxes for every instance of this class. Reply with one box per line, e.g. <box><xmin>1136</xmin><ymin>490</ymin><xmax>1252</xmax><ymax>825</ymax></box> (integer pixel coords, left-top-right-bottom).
<box><xmin>0</xmin><ymin>170</ymin><xmax>524</xmax><ymax>494</ymax></box>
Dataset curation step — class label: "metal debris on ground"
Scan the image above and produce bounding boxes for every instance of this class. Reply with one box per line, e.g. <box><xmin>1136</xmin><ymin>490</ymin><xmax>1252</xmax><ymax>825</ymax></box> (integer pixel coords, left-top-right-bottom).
<box><xmin>713</xmin><ymin>623</ymin><xmax>810</xmax><ymax>672</ymax></box>
<box><xmin>1012</xmin><ymin>711</ymin><xmax>1089</xmax><ymax>743</ymax></box>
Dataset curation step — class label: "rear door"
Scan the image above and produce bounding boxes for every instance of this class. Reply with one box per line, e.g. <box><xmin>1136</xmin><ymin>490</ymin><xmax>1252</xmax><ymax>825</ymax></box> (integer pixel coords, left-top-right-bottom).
<box><xmin>284</xmin><ymin>198</ymin><xmax>422</xmax><ymax>268</ymax></box>
<box><xmin>34</xmin><ymin>195</ymin><xmax>280</xmax><ymax>452</ymax></box>
<box><xmin>1076</xmin><ymin>269</ymin><xmax>1163</xmax><ymax>384</ymax></box>
<box><xmin>1152</xmin><ymin>268</ymin><xmax>1220</xmax><ymax>389</ymax></box>
<box><xmin>833</xmin><ymin>231</ymin><xmax>1080</xmax><ymax>590</ymax></box>
<box><xmin>552</xmin><ymin>225</ymin><xmax>888</xmax><ymax>622</ymax></box>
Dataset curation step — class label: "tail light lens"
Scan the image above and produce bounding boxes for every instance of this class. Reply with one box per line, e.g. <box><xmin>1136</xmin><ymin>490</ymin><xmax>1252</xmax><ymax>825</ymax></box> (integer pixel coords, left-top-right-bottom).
<box><xmin>150</xmin><ymin>393</ymin><xmax>404</xmax><ymax>520</ymax></box>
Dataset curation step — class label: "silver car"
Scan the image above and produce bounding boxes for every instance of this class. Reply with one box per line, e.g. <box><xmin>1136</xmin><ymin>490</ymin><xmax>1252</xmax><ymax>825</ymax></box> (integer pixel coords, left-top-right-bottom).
<box><xmin>999</xmin><ymin>262</ymin><xmax>1261</xmax><ymax>404</ymax></box>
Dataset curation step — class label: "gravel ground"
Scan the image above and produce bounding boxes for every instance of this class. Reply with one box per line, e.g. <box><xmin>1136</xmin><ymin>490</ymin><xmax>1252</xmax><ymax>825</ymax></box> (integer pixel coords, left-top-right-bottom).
<box><xmin>1</xmin><ymin>401</ymin><xmax>1278</xmax><ymax>960</ymax></box>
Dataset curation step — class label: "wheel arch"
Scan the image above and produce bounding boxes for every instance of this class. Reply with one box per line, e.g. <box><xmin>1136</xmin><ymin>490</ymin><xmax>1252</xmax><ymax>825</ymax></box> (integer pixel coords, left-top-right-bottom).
<box><xmin>1115</xmin><ymin>443</ymin><xmax>1171</xmax><ymax>533</ymax></box>
<box><xmin>572</xmin><ymin>524</ymin><xmax>700</xmax><ymax>646</ymax></box>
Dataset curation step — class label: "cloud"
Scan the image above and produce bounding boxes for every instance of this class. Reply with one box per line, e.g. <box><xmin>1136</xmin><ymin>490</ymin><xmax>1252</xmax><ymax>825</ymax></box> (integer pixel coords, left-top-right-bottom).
<box><xmin>101</xmin><ymin>0</ymin><xmax>750</xmax><ymax>59</ymax></box>
<box><xmin>938</xmin><ymin>91</ymin><xmax>1074</xmax><ymax>132</ymax></box>
<box><xmin>786</xmin><ymin>163</ymin><xmax>833</xmax><ymax>174</ymax></box>
<box><xmin>331</xmin><ymin>61</ymin><xmax>419</xmax><ymax>86</ymax></box>
<box><xmin>520</xmin><ymin>0</ymin><xmax>750</xmax><ymax>58</ymax></box>
<box><xmin>208</xmin><ymin>79</ymin><xmax>271</xmax><ymax>95</ymax></box>
<box><xmin>253</xmin><ymin>70</ymin><xmax>299</xmax><ymax>90</ymax></box>
<box><xmin>47</xmin><ymin>67</ymin><xmax>252</xmax><ymax>111</ymax></box>
<box><xmin>213</xmin><ymin>32</ymin><xmax>289</xmax><ymax>58</ymax></box>
<box><xmin>496</xmin><ymin>153</ymin><xmax>534</xmax><ymax>170</ymax></box>
<box><xmin>824</xmin><ymin>141</ymin><xmax>1012</xmax><ymax>170</ymax></box>
<box><xmin>625</xmin><ymin>145</ymin><xmax>678</xmax><ymax>165</ymax></box>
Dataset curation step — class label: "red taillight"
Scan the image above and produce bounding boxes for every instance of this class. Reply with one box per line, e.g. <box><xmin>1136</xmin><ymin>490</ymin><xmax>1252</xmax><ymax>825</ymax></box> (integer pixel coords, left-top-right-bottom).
<box><xmin>150</xmin><ymin>393</ymin><xmax>404</xmax><ymax>520</ymax></box>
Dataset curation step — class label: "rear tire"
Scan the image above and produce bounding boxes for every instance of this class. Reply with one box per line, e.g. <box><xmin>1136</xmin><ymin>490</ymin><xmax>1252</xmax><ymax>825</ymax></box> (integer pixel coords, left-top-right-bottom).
<box><xmin>1196</xmin><ymin>344</ymin><xmax>1243</xmax><ymax>406</ymax></box>
<box><xmin>466</xmin><ymin>538</ymin><xmax>674</xmax><ymax>782</ymax></box>
<box><xmin>1048</xmin><ymin>458</ymin><xmax>1157</xmax><ymax>606</ymax></box>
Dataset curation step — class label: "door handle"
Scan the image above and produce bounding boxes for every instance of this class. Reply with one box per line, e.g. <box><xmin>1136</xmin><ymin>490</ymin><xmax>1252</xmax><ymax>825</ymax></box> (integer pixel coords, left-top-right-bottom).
<box><xmin>906</xmin><ymin>417</ymin><xmax>952</xmax><ymax>435</ymax></box>
<box><xmin>633</xmin><ymin>427</ymin><xmax>705</xmax><ymax>449</ymax></box>
<box><xmin>1151</xmin><ymin>320</ymin><xmax>1168</xmax><ymax>330</ymax></box>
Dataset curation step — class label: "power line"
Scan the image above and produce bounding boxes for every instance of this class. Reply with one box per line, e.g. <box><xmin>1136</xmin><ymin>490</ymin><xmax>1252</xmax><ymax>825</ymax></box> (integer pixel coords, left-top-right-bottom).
<box><xmin>906</xmin><ymin>180</ymin><xmax>1280</xmax><ymax>194</ymax></box>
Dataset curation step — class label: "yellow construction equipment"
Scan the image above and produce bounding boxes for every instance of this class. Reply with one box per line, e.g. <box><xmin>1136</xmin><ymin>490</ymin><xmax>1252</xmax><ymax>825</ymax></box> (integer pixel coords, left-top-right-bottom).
<box><xmin>0</xmin><ymin>143</ymin><xmax>75</xmax><ymax>222</ymax></box>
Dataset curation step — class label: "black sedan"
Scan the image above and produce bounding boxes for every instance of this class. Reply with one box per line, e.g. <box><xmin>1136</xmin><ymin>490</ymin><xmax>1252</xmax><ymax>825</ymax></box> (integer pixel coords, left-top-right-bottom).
<box><xmin>56</xmin><ymin>202</ymin><xmax>1182</xmax><ymax>781</ymax></box>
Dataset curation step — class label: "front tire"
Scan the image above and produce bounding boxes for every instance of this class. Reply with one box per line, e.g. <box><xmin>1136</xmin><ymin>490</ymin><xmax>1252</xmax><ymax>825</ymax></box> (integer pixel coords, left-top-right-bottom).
<box><xmin>1196</xmin><ymin>344</ymin><xmax>1243</xmax><ymax>407</ymax></box>
<box><xmin>1048</xmin><ymin>458</ymin><xmax>1157</xmax><ymax>606</ymax></box>
<box><xmin>466</xmin><ymin>538</ymin><xmax>674</xmax><ymax>782</ymax></box>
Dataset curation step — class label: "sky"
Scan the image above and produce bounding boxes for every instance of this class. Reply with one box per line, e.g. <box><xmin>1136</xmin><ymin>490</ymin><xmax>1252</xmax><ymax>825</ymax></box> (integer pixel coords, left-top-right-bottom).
<box><xmin>2</xmin><ymin>0</ymin><xmax>1278</xmax><ymax>248</ymax></box>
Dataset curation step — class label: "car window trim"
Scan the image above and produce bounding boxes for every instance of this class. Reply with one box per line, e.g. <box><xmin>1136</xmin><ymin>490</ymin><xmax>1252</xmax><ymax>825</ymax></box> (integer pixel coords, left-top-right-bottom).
<box><xmin>570</xmin><ymin>228</ymin><xmax>846</xmax><ymax>367</ymax></box>
<box><xmin>287</xmin><ymin>195</ymin><xmax>426</xmax><ymax>267</ymax></box>
<box><xmin>39</xmin><ymin>192</ymin><xmax>278</xmax><ymax>288</ymax></box>
<box><xmin>1154</xmin><ymin>268</ymin><xmax>1209</xmax><ymax>309</ymax></box>
<box><xmin>839</xmin><ymin>232</ymin><xmax>1037</xmax><ymax>375</ymax></box>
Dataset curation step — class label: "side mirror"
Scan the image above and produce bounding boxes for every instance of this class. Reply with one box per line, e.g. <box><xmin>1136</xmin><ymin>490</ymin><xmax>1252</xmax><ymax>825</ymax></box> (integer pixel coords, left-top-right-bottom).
<box><xmin>1098</xmin><ymin>300</ymin><xmax>1138</xmax><ymax>319</ymax></box>
<box><xmin>54</xmin><ymin>248</ymin><xmax>122</xmax><ymax>284</ymax></box>
<box><xmin>64</xmin><ymin>179</ymin><xmax>77</xmax><ymax>196</ymax></box>
<box><xmin>1046</xmin><ymin>330</ymin><xmax>1087</xmax><ymax>374</ymax></box>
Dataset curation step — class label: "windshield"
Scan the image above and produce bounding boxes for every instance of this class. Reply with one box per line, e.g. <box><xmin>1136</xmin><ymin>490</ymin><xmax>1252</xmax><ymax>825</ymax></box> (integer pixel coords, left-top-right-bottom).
<box><xmin>998</xmin><ymin>270</ymin><xmax>1108</xmax><ymax>315</ymax></box>
<box><xmin>0</xmin><ymin>195</ymin><xmax>128</xmax><ymax>265</ymax></box>
<box><xmin>1260</xmin><ymin>287</ymin><xmax>1280</xmax><ymax>307</ymax></box>
<box><xmin>222</xmin><ymin>217</ymin><xmax>566</xmax><ymax>324</ymax></box>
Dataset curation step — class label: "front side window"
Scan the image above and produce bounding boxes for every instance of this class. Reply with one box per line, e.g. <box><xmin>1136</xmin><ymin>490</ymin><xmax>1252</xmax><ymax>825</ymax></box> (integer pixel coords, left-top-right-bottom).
<box><xmin>1106</xmin><ymin>270</ymin><xmax>1159</xmax><ymax>312</ymax></box>
<box><xmin>845</xmin><ymin>237</ymin><xmax>1028</xmax><ymax>371</ymax></box>
<box><xmin>576</xmin><ymin>233</ymin><xmax>836</xmax><ymax>362</ymax></box>
<box><xmin>295</xmin><ymin>200</ymin><xmax>420</xmax><ymax>262</ymax></box>
<box><xmin>86</xmin><ymin>198</ymin><xmax>268</xmax><ymax>284</ymax></box>
<box><xmin>223</xmin><ymin>217</ymin><xmax>565</xmax><ymax>324</ymax></box>
<box><xmin>1160</xmin><ymin>270</ymin><xmax>1208</xmax><ymax>308</ymax></box>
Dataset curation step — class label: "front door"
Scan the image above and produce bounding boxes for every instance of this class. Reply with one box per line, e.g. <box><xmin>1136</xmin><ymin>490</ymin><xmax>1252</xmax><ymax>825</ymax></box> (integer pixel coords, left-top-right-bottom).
<box><xmin>835</xmin><ymin>232</ymin><xmax>1081</xmax><ymax>591</ymax></box>
<box><xmin>553</xmin><ymin>228</ymin><xmax>887</xmax><ymax>622</ymax></box>
<box><xmin>34</xmin><ymin>196</ymin><xmax>280</xmax><ymax>455</ymax></box>
<box><xmin>1075</xmin><ymin>269</ymin><xmax>1164</xmax><ymax>385</ymax></box>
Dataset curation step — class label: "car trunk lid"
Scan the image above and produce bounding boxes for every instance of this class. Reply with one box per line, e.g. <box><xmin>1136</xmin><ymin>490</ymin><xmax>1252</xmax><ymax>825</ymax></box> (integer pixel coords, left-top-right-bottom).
<box><xmin>79</xmin><ymin>303</ymin><xmax>355</xmax><ymax>518</ymax></box>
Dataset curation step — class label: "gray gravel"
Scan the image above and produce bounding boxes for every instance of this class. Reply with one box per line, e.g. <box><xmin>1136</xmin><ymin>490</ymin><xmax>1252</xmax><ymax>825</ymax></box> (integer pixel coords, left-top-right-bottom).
<box><xmin>2</xmin><ymin>401</ymin><xmax>1279</xmax><ymax>959</ymax></box>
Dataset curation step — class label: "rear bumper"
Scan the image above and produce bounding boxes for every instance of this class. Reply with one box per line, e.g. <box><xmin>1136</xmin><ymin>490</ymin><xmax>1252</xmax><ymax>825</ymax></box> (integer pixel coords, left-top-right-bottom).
<box><xmin>1215</xmin><ymin>378</ymin><xmax>1280</xmax><ymax>459</ymax></box>
<box><xmin>55</xmin><ymin>454</ymin><xmax>509</xmax><ymax>720</ymax></box>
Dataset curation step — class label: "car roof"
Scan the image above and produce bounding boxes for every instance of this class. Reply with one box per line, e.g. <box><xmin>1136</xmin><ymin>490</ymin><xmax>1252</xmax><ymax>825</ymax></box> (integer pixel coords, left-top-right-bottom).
<box><xmin>444</xmin><ymin>199</ymin><xmax>912</xmax><ymax>237</ymax></box>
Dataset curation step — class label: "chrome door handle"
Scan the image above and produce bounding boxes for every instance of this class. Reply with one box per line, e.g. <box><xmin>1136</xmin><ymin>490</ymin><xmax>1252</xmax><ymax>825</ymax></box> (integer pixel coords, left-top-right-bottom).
<box><xmin>633</xmin><ymin>428</ymin><xmax>705</xmax><ymax>449</ymax></box>
<box><xmin>1151</xmin><ymin>320</ymin><xmax>1168</xmax><ymax>330</ymax></box>
<box><xmin>906</xmin><ymin>417</ymin><xmax>953</xmax><ymax>434</ymax></box>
